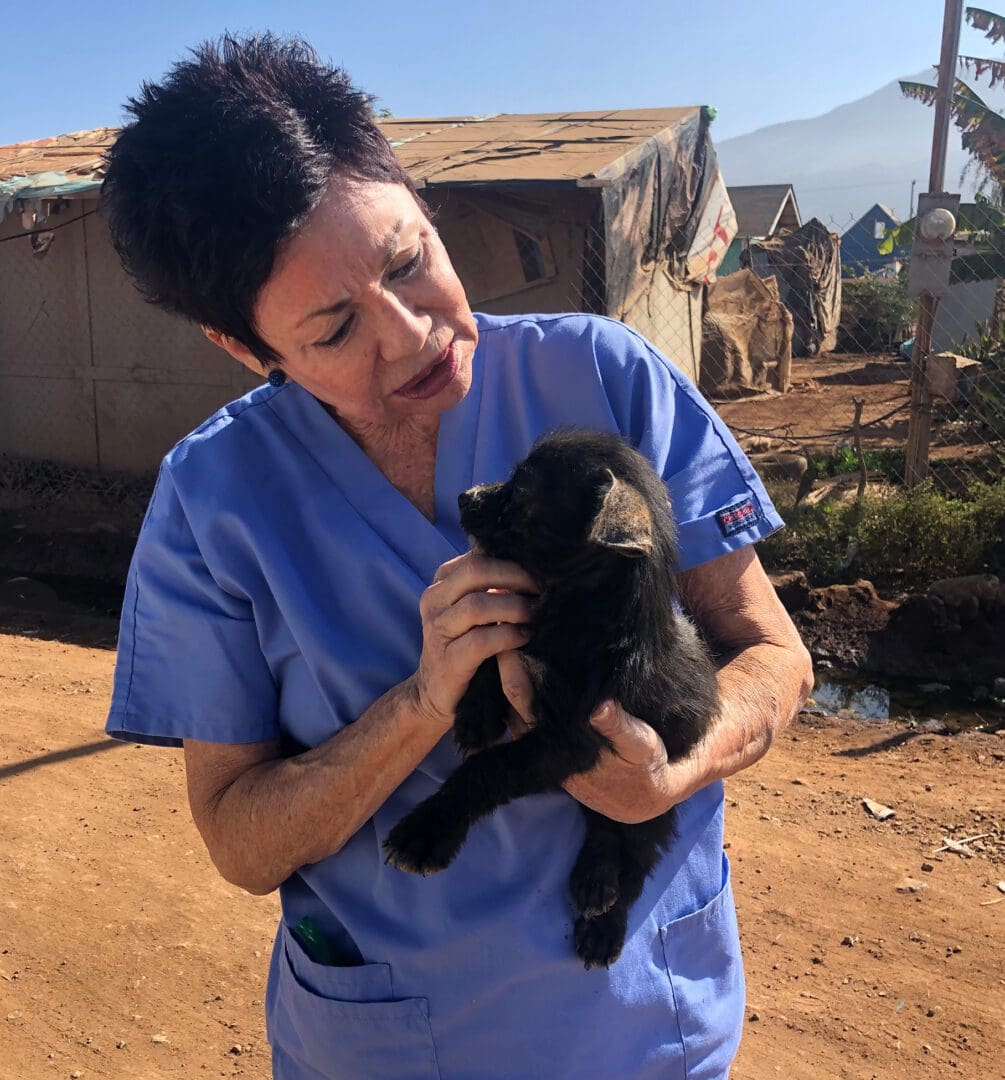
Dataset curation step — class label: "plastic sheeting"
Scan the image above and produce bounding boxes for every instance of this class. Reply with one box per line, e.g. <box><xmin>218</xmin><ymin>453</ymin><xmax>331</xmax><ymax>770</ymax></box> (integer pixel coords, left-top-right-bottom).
<box><xmin>601</xmin><ymin>109</ymin><xmax>735</xmax><ymax>319</ymax></box>
<box><xmin>699</xmin><ymin>270</ymin><xmax>793</xmax><ymax>395</ymax></box>
<box><xmin>0</xmin><ymin>172</ymin><xmax>101</xmax><ymax>222</ymax></box>
<box><xmin>745</xmin><ymin>218</ymin><xmax>841</xmax><ymax>357</ymax></box>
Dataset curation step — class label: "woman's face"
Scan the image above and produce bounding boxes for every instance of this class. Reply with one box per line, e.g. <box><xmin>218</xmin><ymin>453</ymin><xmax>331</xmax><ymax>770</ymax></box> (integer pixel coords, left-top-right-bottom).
<box><xmin>212</xmin><ymin>177</ymin><xmax>478</xmax><ymax>434</ymax></box>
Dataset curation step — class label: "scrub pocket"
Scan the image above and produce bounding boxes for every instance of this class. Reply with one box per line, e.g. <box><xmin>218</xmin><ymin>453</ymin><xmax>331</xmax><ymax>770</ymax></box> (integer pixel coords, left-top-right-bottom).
<box><xmin>660</xmin><ymin>855</ymin><xmax>745</xmax><ymax>1080</ymax></box>
<box><xmin>268</xmin><ymin>923</ymin><xmax>441</xmax><ymax>1080</ymax></box>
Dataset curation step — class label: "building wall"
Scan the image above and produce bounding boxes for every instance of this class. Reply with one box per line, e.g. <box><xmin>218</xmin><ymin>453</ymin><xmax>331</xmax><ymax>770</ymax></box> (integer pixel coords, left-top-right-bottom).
<box><xmin>429</xmin><ymin>187</ymin><xmax>701</xmax><ymax>379</ymax></box>
<box><xmin>620</xmin><ymin>274</ymin><xmax>702</xmax><ymax>384</ymax></box>
<box><xmin>841</xmin><ymin>206</ymin><xmax>903</xmax><ymax>276</ymax></box>
<box><xmin>0</xmin><ymin>198</ymin><xmax>259</xmax><ymax>476</ymax></box>
<box><xmin>427</xmin><ymin>187</ymin><xmax>598</xmax><ymax>314</ymax></box>
<box><xmin>2</xmin><ymin>187</ymin><xmax>702</xmax><ymax>476</ymax></box>
<box><xmin>931</xmin><ymin>277</ymin><xmax>998</xmax><ymax>354</ymax></box>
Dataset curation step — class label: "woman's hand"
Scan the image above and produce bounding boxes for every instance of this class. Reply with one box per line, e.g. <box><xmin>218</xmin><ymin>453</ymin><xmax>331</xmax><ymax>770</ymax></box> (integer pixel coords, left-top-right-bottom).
<box><xmin>566</xmin><ymin>703</ymin><xmax>707</xmax><ymax>823</ymax></box>
<box><xmin>411</xmin><ymin>552</ymin><xmax>539</xmax><ymax>730</ymax></box>
<box><xmin>504</xmin><ymin>695</ymin><xmax>707</xmax><ymax>824</ymax></box>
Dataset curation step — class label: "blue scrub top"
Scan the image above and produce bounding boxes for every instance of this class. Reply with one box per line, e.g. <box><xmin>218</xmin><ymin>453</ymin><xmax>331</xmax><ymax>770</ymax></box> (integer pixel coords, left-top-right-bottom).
<box><xmin>107</xmin><ymin>313</ymin><xmax>783</xmax><ymax>1080</ymax></box>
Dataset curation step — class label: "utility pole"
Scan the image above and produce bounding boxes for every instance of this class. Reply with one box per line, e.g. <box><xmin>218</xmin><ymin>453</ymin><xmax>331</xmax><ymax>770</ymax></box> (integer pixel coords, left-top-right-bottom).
<box><xmin>910</xmin><ymin>179</ymin><xmax>917</xmax><ymax>219</ymax></box>
<box><xmin>904</xmin><ymin>0</ymin><xmax>965</xmax><ymax>488</ymax></box>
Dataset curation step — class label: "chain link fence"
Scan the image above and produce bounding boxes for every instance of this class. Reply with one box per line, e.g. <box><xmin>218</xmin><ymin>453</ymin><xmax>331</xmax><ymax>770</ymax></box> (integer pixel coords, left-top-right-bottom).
<box><xmin>0</xmin><ymin>199</ymin><xmax>259</xmax><ymax>597</ymax></box>
<box><xmin>561</xmin><ymin>204</ymin><xmax>1005</xmax><ymax>593</ymax></box>
<box><xmin>1</xmin><ymin>195</ymin><xmax>1004</xmax><ymax>602</ymax></box>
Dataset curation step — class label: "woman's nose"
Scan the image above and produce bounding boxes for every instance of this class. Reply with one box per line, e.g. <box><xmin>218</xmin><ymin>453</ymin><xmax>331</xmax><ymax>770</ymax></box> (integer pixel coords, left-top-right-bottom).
<box><xmin>375</xmin><ymin>291</ymin><xmax>432</xmax><ymax>364</ymax></box>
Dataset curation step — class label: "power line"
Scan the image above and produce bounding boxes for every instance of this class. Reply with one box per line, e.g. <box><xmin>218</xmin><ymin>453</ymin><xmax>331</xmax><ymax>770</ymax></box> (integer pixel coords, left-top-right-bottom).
<box><xmin>0</xmin><ymin>207</ymin><xmax>98</xmax><ymax>244</ymax></box>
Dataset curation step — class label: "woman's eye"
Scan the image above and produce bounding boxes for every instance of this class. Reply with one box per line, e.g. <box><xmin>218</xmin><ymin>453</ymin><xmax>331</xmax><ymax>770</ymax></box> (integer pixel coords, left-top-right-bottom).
<box><xmin>317</xmin><ymin>316</ymin><xmax>353</xmax><ymax>349</ymax></box>
<box><xmin>388</xmin><ymin>250</ymin><xmax>422</xmax><ymax>281</ymax></box>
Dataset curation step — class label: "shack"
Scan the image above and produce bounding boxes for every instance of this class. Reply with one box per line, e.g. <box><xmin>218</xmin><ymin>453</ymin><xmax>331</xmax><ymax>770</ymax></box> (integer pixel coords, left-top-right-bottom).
<box><xmin>718</xmin><ymin>183</ymin><xmax>801</xmax><ymax>276</ymax></box>
<box><xmin>0</xmin><ymin>109</ymin><xmax>734</xmax><ymax>477</ymax></box>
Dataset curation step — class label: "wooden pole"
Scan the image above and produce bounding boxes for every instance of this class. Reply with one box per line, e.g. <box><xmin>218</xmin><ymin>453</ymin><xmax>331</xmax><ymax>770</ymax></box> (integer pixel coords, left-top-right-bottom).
<box><xmin>852</xmin><ymin>398</ymin><xmax>868</xmax><ymax>503</ymax></box>
<box><xmin>904</xmin><ymin>0</ymin><xmax>964</xmax><ymax>487</ymax></box>
<box><xmin>905</xmin><ymin>293</ymin><xmax>941</xmax><ymax>486</ymax></box>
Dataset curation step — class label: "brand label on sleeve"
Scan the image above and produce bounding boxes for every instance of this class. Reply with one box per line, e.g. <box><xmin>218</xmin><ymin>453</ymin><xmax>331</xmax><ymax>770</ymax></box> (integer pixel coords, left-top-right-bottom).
<box><xmin>716</xmin><ymin>495</ymin><xmax>762</xmax><ymax>537</ymax></box>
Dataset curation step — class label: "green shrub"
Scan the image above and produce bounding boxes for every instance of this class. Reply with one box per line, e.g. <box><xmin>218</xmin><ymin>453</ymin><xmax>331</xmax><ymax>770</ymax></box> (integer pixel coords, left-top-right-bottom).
<box><xmin>837</xmin><ymin>275</ymin><xmax>917</xmax><ymax>354</ymax></box>
<box><xmin>810</xmin><ymin>446</ymin><xmax>906</xmax><ymax>483</ymax></box>
<box><xmin>759</xmin><ymin>477</ymin><xmax>1005</xmax><ymax>590</ymax></box>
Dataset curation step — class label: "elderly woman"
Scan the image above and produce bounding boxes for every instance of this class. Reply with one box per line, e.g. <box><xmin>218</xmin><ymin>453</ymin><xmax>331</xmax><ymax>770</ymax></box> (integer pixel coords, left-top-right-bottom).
<box><xmin>103</xmin><ymin>33</ymin><xmax>812</xmax><ymax>1080</ymax></box>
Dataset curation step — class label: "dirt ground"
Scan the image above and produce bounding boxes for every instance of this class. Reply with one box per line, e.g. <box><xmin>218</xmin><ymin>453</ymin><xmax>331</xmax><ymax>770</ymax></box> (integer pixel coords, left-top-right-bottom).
<box><xmin>714</xmin><ymin>353</ymin><xmax>997</xmax><ymax>475</ymax></box>
<box><xmin>1</xmin><ymin>623</ymin><xmax>1003</xmax><ymax>1080</ymax></box>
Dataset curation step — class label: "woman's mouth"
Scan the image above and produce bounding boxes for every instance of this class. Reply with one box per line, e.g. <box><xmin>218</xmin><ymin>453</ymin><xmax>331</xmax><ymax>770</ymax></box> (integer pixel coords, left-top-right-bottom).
<box><xmin>395</xmin><ymin>342</ymin><xmax>459</xmax><ymax>400</ymax></box>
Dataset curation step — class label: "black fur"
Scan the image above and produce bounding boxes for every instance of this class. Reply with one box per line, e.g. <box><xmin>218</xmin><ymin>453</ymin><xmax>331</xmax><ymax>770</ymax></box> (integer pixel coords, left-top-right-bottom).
<box><xmin>384</xmin><ymin>431</ymin><xmax>718</xmax><ymax>968</ymax></box>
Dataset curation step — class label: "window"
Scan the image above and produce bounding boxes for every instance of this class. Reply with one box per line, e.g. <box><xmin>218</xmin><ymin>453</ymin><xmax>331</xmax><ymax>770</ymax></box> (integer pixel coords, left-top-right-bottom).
<box><xmin>873</xmin><ymin>220</ymin><xmax>887</xmax><ymax>240</ymax></box>
<box><xmin>513</xmin><ymin>229</ymin><xmax>546</xmax><ymax>283</ymax></box>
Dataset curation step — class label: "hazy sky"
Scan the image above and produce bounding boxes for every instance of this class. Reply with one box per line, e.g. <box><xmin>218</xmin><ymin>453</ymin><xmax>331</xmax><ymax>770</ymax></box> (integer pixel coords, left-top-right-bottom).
<box><xmin>2</xmin><ymin>0</ymin><xmax>999</xmax><ymax>146</ymax></box>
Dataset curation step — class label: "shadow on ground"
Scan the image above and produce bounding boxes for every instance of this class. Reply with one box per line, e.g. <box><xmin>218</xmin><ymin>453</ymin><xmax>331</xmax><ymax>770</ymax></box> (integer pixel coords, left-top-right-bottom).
<box><xmin>0</xmin><ymin>738</ymin><xmax>125</xmax><ymax>781</ymax></box>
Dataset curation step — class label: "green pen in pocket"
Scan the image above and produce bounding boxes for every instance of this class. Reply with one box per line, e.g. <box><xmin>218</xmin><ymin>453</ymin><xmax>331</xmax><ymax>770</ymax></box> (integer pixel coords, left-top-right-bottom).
<box><xmin>292</xmin><ymin>917</ymin><xmax>339</xmax><ymax>966</ymax></box>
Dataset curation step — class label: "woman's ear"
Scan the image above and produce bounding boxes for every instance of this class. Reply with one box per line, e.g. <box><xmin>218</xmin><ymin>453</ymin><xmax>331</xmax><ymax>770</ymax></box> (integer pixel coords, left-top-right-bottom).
<box><xmin>202</xmin><ymin>326</ymin><xmax>267</xmax><ymax>376</ymax></box>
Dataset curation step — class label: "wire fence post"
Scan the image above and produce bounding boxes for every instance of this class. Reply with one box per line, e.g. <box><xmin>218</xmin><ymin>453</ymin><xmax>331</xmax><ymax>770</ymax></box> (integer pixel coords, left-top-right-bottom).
<box><xmin>904</xmin><ymin>292</ymin><xmax>941</xmax><ymax>486</ymax></box>
<box><xmin>904</xmin><ymin>0</ymin><xmax>965</xmax><ymax>487</ymax></box>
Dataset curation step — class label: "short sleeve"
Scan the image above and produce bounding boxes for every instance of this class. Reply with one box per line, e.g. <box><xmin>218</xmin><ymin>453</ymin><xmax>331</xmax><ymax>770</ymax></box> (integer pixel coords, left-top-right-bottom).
<box><xmin>106</xmin><ymin>465</ymin><xmax>280</xmax><ymax>747</ymax></box>
<box><xmin>593</xmin><ymin>319</ymin><xmax>784</xmax><ymax>572</ymax></box>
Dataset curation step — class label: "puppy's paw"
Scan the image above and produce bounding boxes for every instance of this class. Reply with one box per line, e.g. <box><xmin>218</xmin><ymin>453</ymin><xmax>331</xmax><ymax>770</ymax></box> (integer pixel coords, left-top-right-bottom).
<box><xmin>383</xmin><ymin>801</ymin><xmax>467</xmax><ymax>876</ymax></box>
<box><xmin>573</xmin><ymin>911</ymin><xmax>627</xmax><ymax>970</ymax></box>
<box><xmin>569</xmin><ymin>858</ymin><xmax>621</xmax><ymax>919</ymax></box>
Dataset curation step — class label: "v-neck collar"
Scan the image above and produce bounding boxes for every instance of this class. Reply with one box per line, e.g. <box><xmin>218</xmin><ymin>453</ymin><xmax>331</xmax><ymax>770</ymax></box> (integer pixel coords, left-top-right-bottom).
<box><xmin>266</xmin><ymin>350</ymin><xmax>485</xmax><ymax>584</ymax></box>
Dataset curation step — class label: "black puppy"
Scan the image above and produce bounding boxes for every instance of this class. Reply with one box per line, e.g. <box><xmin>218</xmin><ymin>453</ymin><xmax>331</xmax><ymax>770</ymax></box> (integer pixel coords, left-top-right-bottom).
<box><xmin>384</xmin><ymin>431</ymin><xmax>718</xmax><ymax>968</ymax></box>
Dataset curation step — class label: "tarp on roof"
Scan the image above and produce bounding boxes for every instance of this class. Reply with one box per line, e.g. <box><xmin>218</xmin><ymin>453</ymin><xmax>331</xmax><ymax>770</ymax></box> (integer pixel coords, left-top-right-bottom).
<box><xmin>0</xmin><ymin>172</ymin><xmax>101</xmax><ymax>218</ymax></box>
<box><xmin>601</xmin><ymin>108</ymin><xmax>735</xmax><ymax>318</ymax></box>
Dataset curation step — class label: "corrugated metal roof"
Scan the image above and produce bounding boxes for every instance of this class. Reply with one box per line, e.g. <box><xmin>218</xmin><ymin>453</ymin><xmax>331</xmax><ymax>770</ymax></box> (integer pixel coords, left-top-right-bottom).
<box><xmin>727</xmin><ymin>184</ymin><xmax>800</xmax><ymax>239</ymax></box>
<box><xmin>0</xmin><ymin>108</ymin><xmax>700</xmax><ymax>188</ymax></box>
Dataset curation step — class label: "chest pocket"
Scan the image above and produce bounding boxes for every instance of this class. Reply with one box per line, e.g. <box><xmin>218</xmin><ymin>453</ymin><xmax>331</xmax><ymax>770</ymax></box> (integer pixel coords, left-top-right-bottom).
<box><xmin>268</xmin><ymin>923</ymin><xmax>441</xmax><ymax>1080</ymax></box>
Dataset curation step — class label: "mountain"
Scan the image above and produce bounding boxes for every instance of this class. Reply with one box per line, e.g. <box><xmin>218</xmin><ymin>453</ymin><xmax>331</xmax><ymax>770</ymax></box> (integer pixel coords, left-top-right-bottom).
<box><xmin>715</xmin><ymin>68</ymin><xmax>1005</xmax><ymax>230</ymax></box>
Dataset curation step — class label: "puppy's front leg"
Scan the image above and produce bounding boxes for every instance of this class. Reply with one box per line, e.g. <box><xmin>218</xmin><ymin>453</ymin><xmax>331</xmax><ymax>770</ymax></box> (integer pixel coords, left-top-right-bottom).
<box><xmin>453</xmin><ymin>659</ymin><xmax>511</xmax><ymax>754</ymax></box>
<box><xmin>384</xmin><ymin>730</ymin><xmax>566</xmax><ymax>876</ymax></box>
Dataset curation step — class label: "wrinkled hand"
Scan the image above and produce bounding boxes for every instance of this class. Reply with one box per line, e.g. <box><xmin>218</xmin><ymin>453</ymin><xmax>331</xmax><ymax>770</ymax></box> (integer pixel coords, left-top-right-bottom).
<box><xmin>412</xmin><ymin>553</ymin><xmax>538</xmax><ymax>730</ymax></box>
<box><xmin>499</xmin><ymin>668</ymin><xmax>708</xmax><ymax>824</ymax></box>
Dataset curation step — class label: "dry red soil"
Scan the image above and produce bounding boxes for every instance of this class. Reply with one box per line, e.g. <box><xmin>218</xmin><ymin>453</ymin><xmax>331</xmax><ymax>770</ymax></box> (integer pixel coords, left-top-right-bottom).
<box><xmin>1</xmin><ymin>627</ymin><xmax>1002</xmax><ymax>1080</ymax></box>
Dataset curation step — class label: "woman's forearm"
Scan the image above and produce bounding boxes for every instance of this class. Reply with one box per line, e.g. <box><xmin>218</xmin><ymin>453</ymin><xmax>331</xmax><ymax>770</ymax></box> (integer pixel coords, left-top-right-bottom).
<box><xmin>696</xmin><ymin>639</ymin><xmax>813</xmax><ymax>787</ymax></box>
<box><xmin>563</xmin><ymin>638</ymin><xmax>812</xmax><ymax>823</ymax></box>
<box><xmin>190</xmin><ymin>677</ymin><xmax>449</xmax><ymax>895</ymax></box>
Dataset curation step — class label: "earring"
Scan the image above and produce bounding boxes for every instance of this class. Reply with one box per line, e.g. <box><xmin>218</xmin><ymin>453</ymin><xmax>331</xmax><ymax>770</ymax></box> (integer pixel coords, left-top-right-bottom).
<box><xmin>268</xmin><ymin>369</ymin><xmax>287</xmax><ymax>388</ymax></box>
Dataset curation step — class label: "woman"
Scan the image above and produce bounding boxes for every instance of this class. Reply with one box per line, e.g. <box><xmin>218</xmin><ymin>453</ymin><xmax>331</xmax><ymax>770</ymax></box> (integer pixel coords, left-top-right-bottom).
<box><xmin>103</xmin><ymin>34</ymin><xmax>812</xmax><ymax>1080</ymax></box>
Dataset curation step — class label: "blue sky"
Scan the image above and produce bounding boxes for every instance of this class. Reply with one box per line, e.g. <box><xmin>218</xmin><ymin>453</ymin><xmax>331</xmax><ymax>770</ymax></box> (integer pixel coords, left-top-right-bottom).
<box><xmin>1</xmin><ymin>0</ymin><xmax>996</xmax><ymax>145</ymax></box>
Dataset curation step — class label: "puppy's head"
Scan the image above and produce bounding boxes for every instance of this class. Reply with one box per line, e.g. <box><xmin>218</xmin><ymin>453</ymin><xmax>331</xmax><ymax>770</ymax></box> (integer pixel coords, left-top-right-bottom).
<box><xmin>458</xmin><ymin>433</ymin><xmax>658</xmax><ymax>584</ymax></box>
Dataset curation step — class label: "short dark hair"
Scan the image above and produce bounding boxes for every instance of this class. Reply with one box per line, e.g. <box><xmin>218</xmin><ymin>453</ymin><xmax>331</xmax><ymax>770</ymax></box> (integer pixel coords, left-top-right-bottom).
<box><xmin>102</xmin><ymin>33</ymin><xmax>416</xmax><ymax>367</ymax></box>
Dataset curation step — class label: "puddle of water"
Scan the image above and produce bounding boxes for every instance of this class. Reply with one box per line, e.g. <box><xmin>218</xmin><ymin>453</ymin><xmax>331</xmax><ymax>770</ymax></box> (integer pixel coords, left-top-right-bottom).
<box><xmin>811</xmin><ymin>672</ymin><xmax>1005</xmax><ymax>733</ymax></box>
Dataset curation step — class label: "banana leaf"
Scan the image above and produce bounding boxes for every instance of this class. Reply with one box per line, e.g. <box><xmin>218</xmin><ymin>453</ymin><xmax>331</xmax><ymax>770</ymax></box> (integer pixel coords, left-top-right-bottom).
<box><xmin>967</xmin><ymin>6</ymin><xmax>1005</xmax><ymax>45</ymax></box>
<box><xmin>899</xmin><ymin>78</ymin><xmax>1005</xmax><ymax>186</ymax></box>
<box><xmin>959</xmin><ymin>55</ymin><xmax>1005</xmax><ymax>88</ymax></box>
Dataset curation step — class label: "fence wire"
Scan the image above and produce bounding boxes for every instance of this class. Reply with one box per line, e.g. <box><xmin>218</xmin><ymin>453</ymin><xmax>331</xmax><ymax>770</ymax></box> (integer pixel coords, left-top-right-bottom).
<box><xmin>567</xmin><ymin>208</ymin><xmax>1004</xmax><ymax>513</ymax></box>
<box><xmin>0</xmin><ymin>199</ymin><xmax>1003</xmax><ymax>595</ymax></box>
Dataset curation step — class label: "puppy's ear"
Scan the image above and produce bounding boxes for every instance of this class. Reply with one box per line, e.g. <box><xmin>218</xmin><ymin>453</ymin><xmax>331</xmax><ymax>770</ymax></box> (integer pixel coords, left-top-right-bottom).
<box><xmin>588</xmin><ymin>470</ymin><xmax>653</xmax><ymax>558</ymax></box>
